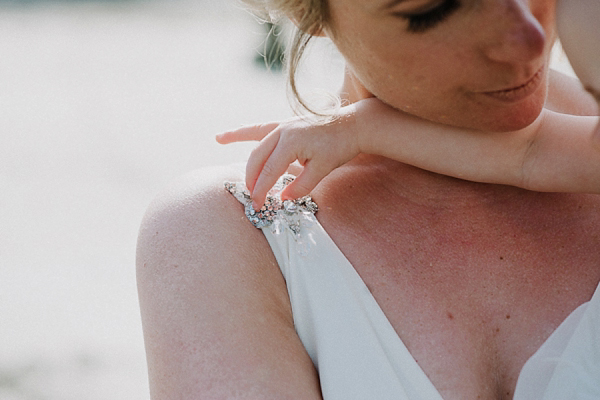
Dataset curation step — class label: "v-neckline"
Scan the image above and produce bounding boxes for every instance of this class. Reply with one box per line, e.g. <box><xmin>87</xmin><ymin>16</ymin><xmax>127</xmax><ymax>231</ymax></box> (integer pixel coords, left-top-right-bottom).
<box><xmin>308</xmin><ymin>213</ymin><xmax>596</xmax><ymax>400</ymax></box>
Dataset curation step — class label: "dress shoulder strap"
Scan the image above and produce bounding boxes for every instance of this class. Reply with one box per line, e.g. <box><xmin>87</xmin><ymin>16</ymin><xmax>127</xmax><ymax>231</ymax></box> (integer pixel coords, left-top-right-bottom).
<box><xmin>224</xmin><ymin>174</ymin><xmax>319</xmax><ymax>241</ymax></box>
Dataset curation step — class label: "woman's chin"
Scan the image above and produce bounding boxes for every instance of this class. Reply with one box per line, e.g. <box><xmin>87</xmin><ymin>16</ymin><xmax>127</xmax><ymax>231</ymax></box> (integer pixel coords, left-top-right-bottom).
<box><xmin>489</xmin><ymin>107</ymin><xmax>544</xmax><ymax>132</ymax></box>
<box><xmin>470</xmin><ymin>92</ymin><xmax>547</xmax><ymax>132</ymax></box>
<box><xmin>436</xmin><ymin>103</ymin><xmax>544</xmax><ymax>133</ymax></box>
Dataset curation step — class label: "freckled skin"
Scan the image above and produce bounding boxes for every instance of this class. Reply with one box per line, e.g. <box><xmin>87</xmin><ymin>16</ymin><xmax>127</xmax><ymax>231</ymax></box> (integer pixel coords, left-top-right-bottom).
<box><xmin>325</xmin><ymin>0</ymin><xmax>556</xmax><ymax>131</ymax></box>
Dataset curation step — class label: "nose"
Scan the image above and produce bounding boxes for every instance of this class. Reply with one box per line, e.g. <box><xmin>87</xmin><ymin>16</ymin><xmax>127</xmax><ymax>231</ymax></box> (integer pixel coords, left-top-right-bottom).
<box><xmin>483</xmin><ymin>1</ymin><xmax>547</xmax><ymax>63</ymax></box>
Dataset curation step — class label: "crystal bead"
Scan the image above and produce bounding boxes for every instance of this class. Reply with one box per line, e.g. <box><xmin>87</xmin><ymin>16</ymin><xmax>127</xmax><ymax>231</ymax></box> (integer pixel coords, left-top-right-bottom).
<box><xmin>224</xmin><ymin>174</ymin><xmax>319</xmax><ymax>252</ymax></box>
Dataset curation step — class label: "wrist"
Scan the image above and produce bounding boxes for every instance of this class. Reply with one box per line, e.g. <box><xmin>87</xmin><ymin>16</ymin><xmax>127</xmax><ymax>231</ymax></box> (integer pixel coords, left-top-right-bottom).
<box><xmin>352</xmin><ymin>98</ymin><xmax>393</xmax><ymax>155</ymax></box>
<box><xmin>333</xmin><ymin>102</ymin><xmax>364</xmax><ymax>155</ymax></box>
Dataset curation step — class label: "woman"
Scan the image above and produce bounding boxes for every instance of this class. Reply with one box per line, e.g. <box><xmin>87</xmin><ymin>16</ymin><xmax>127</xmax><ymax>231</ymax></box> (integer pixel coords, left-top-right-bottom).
<box><xmin>137</xmin><ymin>0</ymin><xmax>600</xmax><ymax>398</ymax></box>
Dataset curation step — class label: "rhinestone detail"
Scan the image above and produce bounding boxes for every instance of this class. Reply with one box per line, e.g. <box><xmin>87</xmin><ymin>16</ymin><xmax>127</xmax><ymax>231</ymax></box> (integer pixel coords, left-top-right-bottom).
<box><xmin>224</xmin><ymin>174</ymin><xmax>319</xmax><ymax>242</ymax></box>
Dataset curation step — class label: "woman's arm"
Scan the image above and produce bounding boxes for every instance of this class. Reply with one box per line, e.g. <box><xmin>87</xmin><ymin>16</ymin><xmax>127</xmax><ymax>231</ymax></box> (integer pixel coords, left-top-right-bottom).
<box><xmin>136</xmin><ymin>167</ymin><xmax>322</xmax><ymax>399</ymax></box>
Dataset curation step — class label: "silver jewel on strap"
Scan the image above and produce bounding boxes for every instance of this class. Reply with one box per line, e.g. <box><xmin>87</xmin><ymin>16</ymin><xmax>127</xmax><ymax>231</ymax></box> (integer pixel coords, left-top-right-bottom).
<box><xmin>224</xmin><ymin>175</ymin><xmax>319</xmax><ymax>242</ymax></box>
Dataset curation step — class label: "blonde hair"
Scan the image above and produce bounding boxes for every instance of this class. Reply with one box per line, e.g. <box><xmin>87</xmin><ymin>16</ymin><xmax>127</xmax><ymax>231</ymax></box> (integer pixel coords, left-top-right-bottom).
<box><xmin>241</xmin><ymin>0</ymin><xmax>329</xmax><ymax>114</ymax></box>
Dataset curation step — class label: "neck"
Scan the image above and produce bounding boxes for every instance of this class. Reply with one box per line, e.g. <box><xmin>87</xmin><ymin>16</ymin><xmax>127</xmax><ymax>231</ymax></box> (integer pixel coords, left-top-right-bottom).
<box><xmin>340</xmin><ymin>66</ymin><xmax>374</xmax><ymax>104</ymax></box>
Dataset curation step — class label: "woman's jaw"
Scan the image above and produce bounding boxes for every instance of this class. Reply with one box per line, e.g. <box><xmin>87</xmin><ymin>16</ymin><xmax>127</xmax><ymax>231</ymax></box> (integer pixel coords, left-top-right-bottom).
<box><xmin>339</xmin><ymin>62</ymin><xmax>550</xmax><ymax>133</ymax></box>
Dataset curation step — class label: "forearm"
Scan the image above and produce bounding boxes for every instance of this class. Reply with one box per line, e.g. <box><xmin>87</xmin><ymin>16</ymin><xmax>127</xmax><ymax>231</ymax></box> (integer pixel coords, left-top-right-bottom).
<box><xmin>354</xmin><ymin>98</ymin><xmax>536</xmax><ymax>187</ymax></box>
<box><xmin>355</xmin><ymin>99</ymin><xmax>600</xmax><ymax>193</ymax></box>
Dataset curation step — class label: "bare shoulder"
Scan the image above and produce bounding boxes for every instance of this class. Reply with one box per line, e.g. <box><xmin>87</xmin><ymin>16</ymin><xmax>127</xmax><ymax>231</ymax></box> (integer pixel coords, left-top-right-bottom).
<box><xmin>136</xmin><ymin>165</ymin><xmax>321</xmax><ymax>399</ymax></box>
<box><xmin>546</xmin><ymin>68</ymin><xmax>598</xmax><ymax>116</ymax></box>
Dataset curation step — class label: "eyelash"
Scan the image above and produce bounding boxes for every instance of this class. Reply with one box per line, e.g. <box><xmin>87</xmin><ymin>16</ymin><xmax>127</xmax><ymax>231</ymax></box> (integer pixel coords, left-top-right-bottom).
<box><xmin>398</xmin><ymin>0</ymin><xmax>461</xmax><ymax>33</ymax></box>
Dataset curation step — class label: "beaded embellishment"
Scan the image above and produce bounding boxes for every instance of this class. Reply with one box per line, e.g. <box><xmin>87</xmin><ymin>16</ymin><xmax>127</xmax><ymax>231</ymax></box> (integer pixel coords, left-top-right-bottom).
<box><xmin>224</xmin><ymin>174</ymin><xmax>318</xmax><ymax>250</ymax></box>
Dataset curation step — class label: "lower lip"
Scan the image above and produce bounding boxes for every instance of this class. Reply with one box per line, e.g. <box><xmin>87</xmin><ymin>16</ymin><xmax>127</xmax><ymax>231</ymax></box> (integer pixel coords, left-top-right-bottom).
<box><xmin>483</xmin><ymin>67</ymin><xmax>544</xmax><ymax>103</ymax></box>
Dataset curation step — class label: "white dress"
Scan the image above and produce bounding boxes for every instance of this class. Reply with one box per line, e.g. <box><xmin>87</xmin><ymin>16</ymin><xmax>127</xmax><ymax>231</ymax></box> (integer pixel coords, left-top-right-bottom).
<box><xmin>226</xmin><ymin>176</ymin><xmax>600</xmax><ymax>400</ymax></box>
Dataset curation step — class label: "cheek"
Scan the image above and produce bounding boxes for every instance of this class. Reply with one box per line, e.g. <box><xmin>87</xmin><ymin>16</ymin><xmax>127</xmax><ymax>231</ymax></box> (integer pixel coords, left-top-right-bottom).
<box><xmin>347</xmin><ymin>46</ymin><xmax>469</xmax><ymax>115</ymax></box>
<box><xmin>338</xmin><ymin>37</ymin><xmax>432</xmax><ymax>96</ymax></box>
<box><xmin>329</xmin><ymin>9</ymin><xmax>473</xmax><ymax>109</ymax></box>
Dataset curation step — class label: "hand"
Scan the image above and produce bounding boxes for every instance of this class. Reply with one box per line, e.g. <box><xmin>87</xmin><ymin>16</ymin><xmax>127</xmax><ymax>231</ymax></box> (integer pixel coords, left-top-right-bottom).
<box><xmin>217</xmin><ymin>106</ymin><xmax>361</xmax><ymax>209</ymax></box>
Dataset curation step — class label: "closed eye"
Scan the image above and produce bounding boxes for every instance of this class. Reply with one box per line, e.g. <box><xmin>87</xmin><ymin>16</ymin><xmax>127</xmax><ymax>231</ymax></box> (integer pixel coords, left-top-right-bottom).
<box><xmin>396</xmin><ymin>0</ymin><xmax>461</xmax><ymax>33</ymax></box>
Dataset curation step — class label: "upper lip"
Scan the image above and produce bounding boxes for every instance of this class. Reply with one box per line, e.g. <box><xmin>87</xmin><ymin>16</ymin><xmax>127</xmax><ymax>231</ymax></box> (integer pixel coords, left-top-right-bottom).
<box><xmin>484</xmin><ymin>65</ymin><xmax>544</xmax><ymax>93</ymax></box>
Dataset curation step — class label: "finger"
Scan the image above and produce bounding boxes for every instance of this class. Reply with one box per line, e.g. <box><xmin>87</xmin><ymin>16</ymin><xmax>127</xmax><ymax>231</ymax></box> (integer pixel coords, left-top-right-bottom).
<box><xmin>216</xmin><ymin>122</ymin><xmax>280</xmax><ymax>144</ymax></box>
<box><xmin>251</xmin><ymin>141</ymin><xmax>301</xmax><ymax>210</ymax></box>
<box><xmin>245</xmin><ymin>130</ymin><xmax>281</xmax><ymax>197</ymax></box>
<box><xmin>280</xmin><ymin>160</ymin><xmax>330</xmax><ymax>200</ymax></box>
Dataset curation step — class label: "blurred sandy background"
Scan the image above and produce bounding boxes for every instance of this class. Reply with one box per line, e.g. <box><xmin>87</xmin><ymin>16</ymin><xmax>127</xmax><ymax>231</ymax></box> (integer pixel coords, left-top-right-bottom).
<box><xmin>0</xmin><ymin>1</ymin><xmax>575</xmax><ymax>398</ymax></box>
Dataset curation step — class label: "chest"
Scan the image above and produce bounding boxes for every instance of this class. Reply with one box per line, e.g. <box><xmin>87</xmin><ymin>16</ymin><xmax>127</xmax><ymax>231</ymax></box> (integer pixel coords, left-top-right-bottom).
<box><xmin>317</xmin><ymin>192</ymin><xmax>600</xmax><ymax>400</ymax></box>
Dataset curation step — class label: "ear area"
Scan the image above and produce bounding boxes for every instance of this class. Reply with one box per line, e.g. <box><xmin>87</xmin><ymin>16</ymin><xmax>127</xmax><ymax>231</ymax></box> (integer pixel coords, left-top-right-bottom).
<box><xmin>285</xmin><ymin>1</ymin><xmax>328</xmax><ymax>38</ymax></box>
